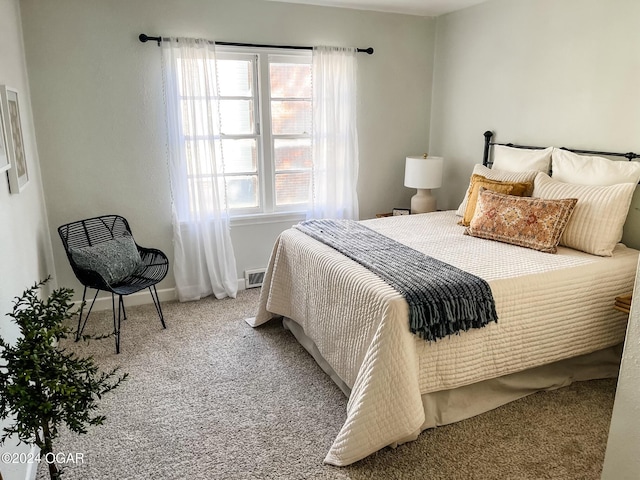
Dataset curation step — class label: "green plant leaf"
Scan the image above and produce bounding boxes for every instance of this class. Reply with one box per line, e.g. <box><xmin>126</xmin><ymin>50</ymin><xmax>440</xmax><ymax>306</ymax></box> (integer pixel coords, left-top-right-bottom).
<box><xmin>0</xmin><ymin>278</ymin><xmax>127</xmax><ymax>479</ymax></box>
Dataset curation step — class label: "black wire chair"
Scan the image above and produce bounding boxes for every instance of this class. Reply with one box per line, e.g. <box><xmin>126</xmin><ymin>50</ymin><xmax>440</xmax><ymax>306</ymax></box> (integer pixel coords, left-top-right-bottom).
<box><xmin>58</xmin><ymin>215</ymin><xmax>169</xmax><ymax>353</ymax></box>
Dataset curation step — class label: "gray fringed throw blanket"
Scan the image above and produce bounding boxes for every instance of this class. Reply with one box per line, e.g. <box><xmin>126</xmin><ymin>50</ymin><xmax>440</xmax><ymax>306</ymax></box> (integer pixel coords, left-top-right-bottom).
<box><xmin>295</xmin><ymin>219</ymin><xmax>497</xmax><ymax>341</ymax></box>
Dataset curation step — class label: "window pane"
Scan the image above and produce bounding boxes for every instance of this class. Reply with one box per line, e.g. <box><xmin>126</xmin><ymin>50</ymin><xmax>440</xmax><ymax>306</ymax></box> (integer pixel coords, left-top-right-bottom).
<box><xmin>189</xmin><ymin>176</ymin><xmax>221</xmax><ymax>216</ymax></box>
<box><xmin>177</xmin><ymin>58</ymin><xmax>218</xmax><ymax>98</ymax></box>
<box><xmin>186</xmin><ymin>140</ymin><xmax>216</xmax><ymax>176</ymax></box>
<box><xmin>275</xmin><ymin>172</ymin><xmax>311</xmax><ymax>206</ymax></box>
<box><xmin>182</xmin><ymin>99</ymin><xmax>220</xmax><ymax>137</ymax></box>
<box><xmin>274</xmin><ymin>138</ymin><xmax>312</xmax><ymax>171</ymax></box>
<box><xmin>219</xmin><ymin>99</ymin><xmax>254</xmax><ymax>135</ymax></box>
<box><xmin>270</xmin><ymin>63</ymin><xmax>311</xmax><ymax>98</ymax></box>
<box><xmin>226</xmin><ymin>175</ymin><xmax>259</xmax><ymax>209</ymax></box>
<box><xmin>187</xmin><ymin>139</ymin><xmax>256</xmax><ymax>176</ymax></box>
<box><xmin>271</xmin><ymin>100</ymin><xmax>311</xmax><ymax>135</ymax></box>
<box><xmin>217</xmin><ymin>59</ymin><xmax>253</xmax><ymax>97</ymax></box>
<box><xmin>219</xmin><ymin>139</ymin><xmax>257</xmax><ymax>174</ymax></box>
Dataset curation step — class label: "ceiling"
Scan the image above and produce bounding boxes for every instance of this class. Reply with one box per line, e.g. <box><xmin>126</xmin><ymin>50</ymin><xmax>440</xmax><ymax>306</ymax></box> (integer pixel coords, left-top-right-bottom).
<box><xmin>263</xmin><ymin>0</ymin><xmax>488</xmax><ymax>17</ymax></box>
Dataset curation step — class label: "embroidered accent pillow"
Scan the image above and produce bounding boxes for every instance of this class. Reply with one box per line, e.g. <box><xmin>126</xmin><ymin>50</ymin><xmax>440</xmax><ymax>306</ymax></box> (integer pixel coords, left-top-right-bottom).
<box><xmin>461</xmin><ymin>174</ymin><xmax>533</xmax><ymax>226</ymax></box>
<box><xmin>465</xmin><ymin>189</ymin><xmax>578</xmax><ymax>253</ymax></box>
<box><xmin>533</xmin><ymin>172</ymin><xmax>636</xmax><ymax>256</ymax></box>
<box><xmin>71</xmin><ymin>231</ymin><xmax>143</xmax><ymax>285</ymax></box>
<box><xmin>456</xmin><ymin>164</ymin><xmax>539</xmax><ymax>216</ymax></box>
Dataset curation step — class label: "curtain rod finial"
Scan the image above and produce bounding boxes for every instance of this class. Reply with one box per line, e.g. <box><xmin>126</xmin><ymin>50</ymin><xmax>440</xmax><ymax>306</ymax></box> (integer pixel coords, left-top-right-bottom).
<box><xmin>139</xmin><ymin>33</ymin><xmax>161</xmax><ymax>46</ymax></box>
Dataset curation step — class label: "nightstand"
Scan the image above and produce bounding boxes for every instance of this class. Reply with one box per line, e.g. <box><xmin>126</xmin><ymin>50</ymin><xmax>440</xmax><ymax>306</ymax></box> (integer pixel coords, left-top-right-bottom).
<box><xmin>376</xmin><ymin>208</ymin><xmax>411</xmax><ymax>218</ymax></box>
<box><xmin>614</xmin><ymin>294</ymin><xmax>632</xmax><ymax>315</ymax></box>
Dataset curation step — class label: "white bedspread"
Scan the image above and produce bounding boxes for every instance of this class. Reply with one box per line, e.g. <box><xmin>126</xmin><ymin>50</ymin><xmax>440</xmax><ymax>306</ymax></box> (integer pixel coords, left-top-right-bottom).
<box><xmin>248</xmin><ymin>211</ymin><xmax>638</xmax><ymax>466</ymax></box>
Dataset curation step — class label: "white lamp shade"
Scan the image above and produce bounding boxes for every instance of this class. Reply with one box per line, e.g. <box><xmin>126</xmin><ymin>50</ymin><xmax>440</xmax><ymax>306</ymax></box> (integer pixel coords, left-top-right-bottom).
<box><xmin>404</xmin><ymin>156</ymin><xmax>443</xmax><ymax>189</ymax></box>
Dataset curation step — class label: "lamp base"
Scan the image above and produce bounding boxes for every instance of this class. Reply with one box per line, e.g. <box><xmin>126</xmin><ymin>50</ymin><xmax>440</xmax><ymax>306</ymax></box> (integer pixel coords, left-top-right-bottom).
<box><xmin>411</xmin><ymin>189</ymin><xmax>436</xmax><ymax>214</ymax></box>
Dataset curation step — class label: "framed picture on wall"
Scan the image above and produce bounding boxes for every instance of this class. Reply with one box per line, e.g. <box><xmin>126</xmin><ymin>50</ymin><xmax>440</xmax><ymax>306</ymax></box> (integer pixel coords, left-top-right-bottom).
<box><xmin>0</xmin><ymin>85</ymin><xmax>29</xmax><ymax>193</ymax></box>
<box><xmin>0</xmin><ymin>96</ymin><xmax>9</xmax><ymax>174</ymax></box>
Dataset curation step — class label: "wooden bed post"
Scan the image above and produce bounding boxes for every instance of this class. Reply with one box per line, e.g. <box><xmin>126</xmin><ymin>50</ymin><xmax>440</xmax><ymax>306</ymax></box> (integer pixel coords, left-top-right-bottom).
<box><xmin>483</xmin><ymin>131</ymin><xmax>493</xmax><ymax>167</ymax></box>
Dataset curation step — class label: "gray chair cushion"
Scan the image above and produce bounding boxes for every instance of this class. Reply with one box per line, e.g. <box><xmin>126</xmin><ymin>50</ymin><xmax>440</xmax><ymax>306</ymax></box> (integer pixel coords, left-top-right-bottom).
<box><xmin>70</xmin><ymin>232</ymin><xmax>143</xmax><ymax>285</ymax></box>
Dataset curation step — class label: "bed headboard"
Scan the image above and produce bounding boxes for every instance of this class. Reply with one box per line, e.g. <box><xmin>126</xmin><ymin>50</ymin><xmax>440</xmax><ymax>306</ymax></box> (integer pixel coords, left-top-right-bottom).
<box><xmin>480</xmin><ymin>130</ymin><xmax>640</xmax><ymax>251</ymax></box>
<box><xmin>482</xmin><ymin>130</ymin><xmax>640</xmax><ymax>170</ymax></box>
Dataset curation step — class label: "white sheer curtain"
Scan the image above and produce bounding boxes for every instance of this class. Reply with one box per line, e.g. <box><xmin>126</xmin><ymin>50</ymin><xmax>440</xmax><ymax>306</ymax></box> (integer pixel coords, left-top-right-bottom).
<box><xmin>309</xmin><ymin>46</ymin><xmax>359</xmax><ymax>220</ymax></box>
<box><xmin>161</xmin><ymin>38</ymin><xmax>238</xmax><ymax>301</ymax></box>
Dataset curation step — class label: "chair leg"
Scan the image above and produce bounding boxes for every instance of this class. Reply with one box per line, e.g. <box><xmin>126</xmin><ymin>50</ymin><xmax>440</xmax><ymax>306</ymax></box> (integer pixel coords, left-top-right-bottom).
<box><xmin>149</xmin><ymin>286</ymin><xmax>166</xmax><ymax>329</ymax></box>
<box><xmin>112</xmin><ymin>293</ymin><xmax>122</xmax><ymax>354</ymax></box>
<box><xmin>76</xmin><ymin>287</ymin><xmax>99</xmax><ymax>341</ymax></box>
<box><xmin>75</xmin><ymin>286</ymin><xmax>87</xmax><ymax>341</ymax></box>
<box><xmin>119</xmin><ymin>295</ymin><xmax>127</xmax><ymax>320</ymax></box>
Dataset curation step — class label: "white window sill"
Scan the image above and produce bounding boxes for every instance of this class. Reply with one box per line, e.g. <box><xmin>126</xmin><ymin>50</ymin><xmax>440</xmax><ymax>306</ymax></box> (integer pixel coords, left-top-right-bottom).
<box><xmin>229</xmin><ymin>211</ymin><xmax>306</xmax><ymax>227</ymax></box>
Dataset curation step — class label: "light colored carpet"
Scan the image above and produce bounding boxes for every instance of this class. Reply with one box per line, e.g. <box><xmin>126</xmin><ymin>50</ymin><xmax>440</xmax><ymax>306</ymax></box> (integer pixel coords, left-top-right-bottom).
<box><xmin>36</xmin><ymin>289</ymin><xmax>615</xmax><ymax>479</ymax></box>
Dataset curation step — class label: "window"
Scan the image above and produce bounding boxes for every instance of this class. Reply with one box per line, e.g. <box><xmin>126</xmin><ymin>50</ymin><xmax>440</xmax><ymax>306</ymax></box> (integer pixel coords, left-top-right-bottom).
<box><xmin>268</xmin><ymin>55</ymin><xmax>313</xmax><ymax>210</ymax></box>
<box><xmin>213</xmin><ymin>48</ymin><xmax>312</xmax><ymax>216</ymax></box>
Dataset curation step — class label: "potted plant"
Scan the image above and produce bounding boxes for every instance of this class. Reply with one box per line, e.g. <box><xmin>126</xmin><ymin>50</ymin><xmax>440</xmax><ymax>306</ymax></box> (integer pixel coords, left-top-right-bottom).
<box><xmin>0</xmin><ymin>278</ymin><xmax>127</xmax><ymax>479</ymax></box>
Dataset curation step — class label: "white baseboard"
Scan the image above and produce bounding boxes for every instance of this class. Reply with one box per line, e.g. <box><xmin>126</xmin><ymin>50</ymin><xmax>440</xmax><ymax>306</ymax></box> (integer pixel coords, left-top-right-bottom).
<box><xmin>72</xmin><ymin>288</ymin><xmax>177</xmax><ymax>312</ymax></box>
<box><xmin>72</xmin><ymin>279</ymin><xmax>248</xmax><ymax>312</ymax></box>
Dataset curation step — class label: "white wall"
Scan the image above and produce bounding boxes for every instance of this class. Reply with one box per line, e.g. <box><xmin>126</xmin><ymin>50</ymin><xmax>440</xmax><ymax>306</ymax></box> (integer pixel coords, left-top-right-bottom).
<box><xmin>429</xmin><ymin>0</ymin><xmax>640</xmax><ymax>248</ymax></box>
<box><xmin>0</xmin><ymin>1</ymin><xmax>56</xmax><ymax>479</ymax></box>
<box><xmin>19</xmin><ymin>0</ymin><xmax>435</xmax><ymax>299</ymax></box>
<box><xmin>602</xmin><ymin>257</ymin><xmax>640</xmax><ymax>479</ymax></box>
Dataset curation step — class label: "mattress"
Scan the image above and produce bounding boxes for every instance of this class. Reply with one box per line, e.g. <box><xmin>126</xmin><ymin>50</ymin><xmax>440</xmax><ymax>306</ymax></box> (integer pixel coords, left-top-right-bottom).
<box><xmin>248</xmin><ymin>211</ymin><xmax>638</xmax><ymax>466</ymax></box>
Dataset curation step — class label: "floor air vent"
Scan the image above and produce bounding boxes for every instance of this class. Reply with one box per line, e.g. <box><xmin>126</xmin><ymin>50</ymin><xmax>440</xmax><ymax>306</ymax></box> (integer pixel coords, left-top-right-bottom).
<box><xmin>245</xmin><ymin>268</ymin><xmax>266</xmax><ymax>289</ymax></box>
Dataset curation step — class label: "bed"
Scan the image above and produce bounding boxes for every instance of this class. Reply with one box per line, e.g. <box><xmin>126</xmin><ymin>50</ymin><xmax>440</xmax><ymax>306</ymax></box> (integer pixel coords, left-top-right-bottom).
<box><xmin>246</xmin><ymin>132</ymin><xmax>640</xmax><ymax>466</ymax></box>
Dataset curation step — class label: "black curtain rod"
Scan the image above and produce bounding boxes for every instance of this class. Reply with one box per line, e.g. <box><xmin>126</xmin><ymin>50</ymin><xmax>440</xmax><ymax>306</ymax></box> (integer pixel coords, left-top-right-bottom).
<box><xmin>138</xmin><ymin>33</ymin><xmax>374</xmax><ymax>54</ymax></box>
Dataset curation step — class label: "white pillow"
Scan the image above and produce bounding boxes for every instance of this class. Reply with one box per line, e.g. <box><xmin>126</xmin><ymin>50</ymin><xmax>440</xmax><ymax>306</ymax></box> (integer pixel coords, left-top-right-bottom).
<box><xmin>492</xmin><ymin>145</ymin><xmax>553</xmax><ymax>173</ymax></box>
<box><xmin>456</xmin><ymin>164</ymin><xmax>539</xmax><ymax>216</ymax></box>
<box><xmin>551</xmin><ymin>148</ymin><xmax>640</xmax><ymax>186</ymax></box>
<box><xmin>532</xmin><ymin>172</ymin><xmax>636</xmax><ymax>256</ymax></box>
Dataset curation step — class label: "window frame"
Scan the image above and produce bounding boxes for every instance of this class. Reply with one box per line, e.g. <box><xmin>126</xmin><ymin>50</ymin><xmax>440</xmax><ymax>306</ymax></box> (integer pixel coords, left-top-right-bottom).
<box><xmin>214</xmin><ymin>50</ymin><xmax>262</xmax><ymax>216</ymax></box>
<box><xmin>267</xmin><ymin>53</ymin><xmax>313</xmax><ymax>213</ymax></box>
<box><xmin>216</xmin><ymin>46</ymin><xmax>312</xmax><ymax>218</ymax></box>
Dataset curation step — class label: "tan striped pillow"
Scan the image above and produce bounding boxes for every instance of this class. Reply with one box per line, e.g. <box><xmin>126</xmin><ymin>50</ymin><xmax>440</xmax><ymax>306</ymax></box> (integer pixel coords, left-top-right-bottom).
<box><xmin>460</xmin><ymin>175</ymin><xmax>533</xmax><ymax>226</ymax></box>
<box><xmin>532</xmin><ymin>172</ymin><xmax>636</xmax><ymax>256</ymax></box>
<box><xmin>456</xmin><ymin>164</ymin><xmax>538</xmax><ymax>216</ymax></box>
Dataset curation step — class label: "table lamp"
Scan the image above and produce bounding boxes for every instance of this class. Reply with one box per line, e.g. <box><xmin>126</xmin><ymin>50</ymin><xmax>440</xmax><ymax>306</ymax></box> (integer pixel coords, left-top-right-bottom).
<box><xmin>404</xmin><ymin>154</ymin><xmax>444</xmax><ymax>214</ymax></box>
